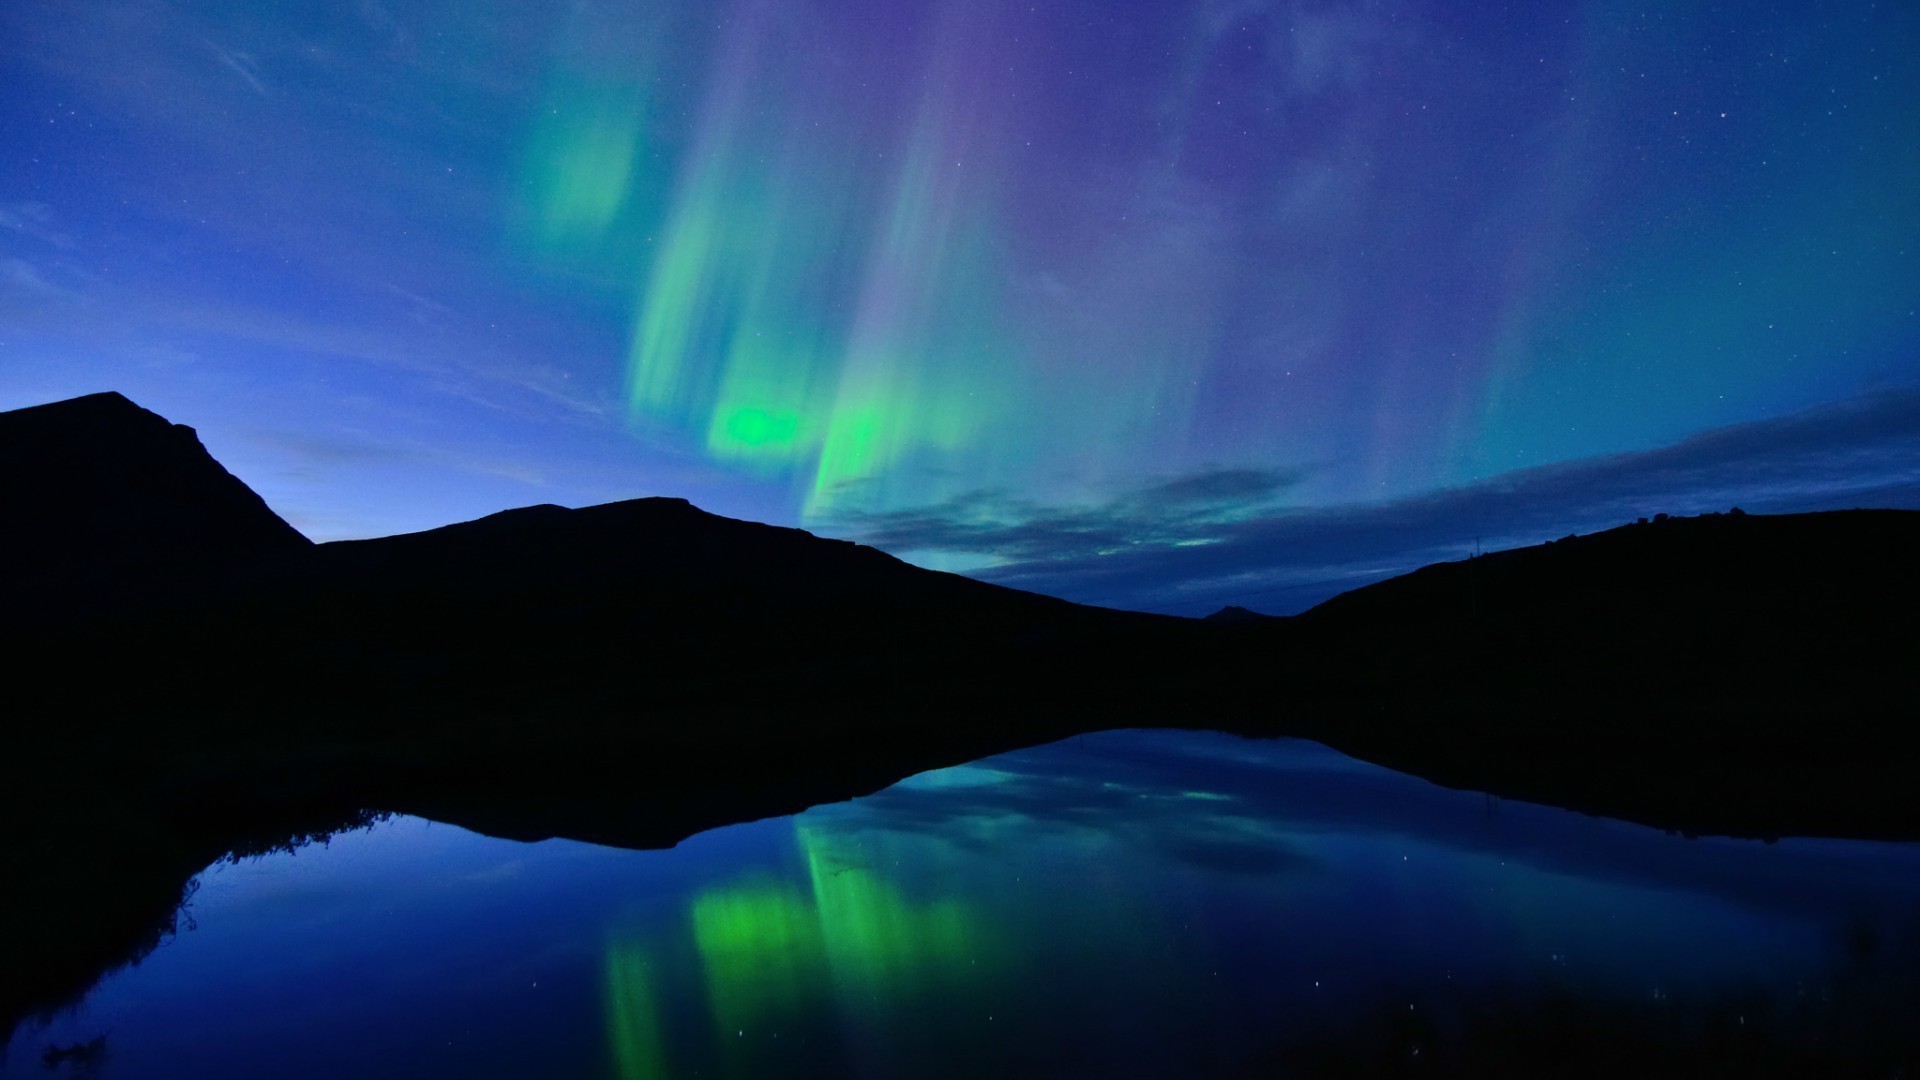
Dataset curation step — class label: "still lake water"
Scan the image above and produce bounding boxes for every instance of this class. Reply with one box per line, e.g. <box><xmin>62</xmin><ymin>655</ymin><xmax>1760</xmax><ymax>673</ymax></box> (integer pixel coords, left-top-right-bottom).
<box><xmin>13</xmin><ymin>731</ymin><xmax>1920</xmax><ymax>1077</ymax></box>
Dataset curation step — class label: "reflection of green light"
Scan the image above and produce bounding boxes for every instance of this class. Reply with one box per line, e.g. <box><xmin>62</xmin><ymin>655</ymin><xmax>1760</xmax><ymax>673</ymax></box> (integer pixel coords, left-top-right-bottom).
<box><xmin>594</xmin><ymin>821</ymin><xmax>1006</xmax><ymax>1074</ymax></box>
<box><xmin>801</xmin><ymin>824</ymin><xmax>976</xmax><ymax>1003</ymax></box>
<box><xmin>680</xmin><ymin>831</ymin><xmax>988</xmax><ymax>1031</ymax></box>
<box><xmin>605</xmin><ymin>945</ymin><xmax>669</xmax><ymax>1080</ymax></box>
<box><xmin>690</xmin><ymin>883</ymin><xmax>827</xmax><ymax>1038</ymax></box>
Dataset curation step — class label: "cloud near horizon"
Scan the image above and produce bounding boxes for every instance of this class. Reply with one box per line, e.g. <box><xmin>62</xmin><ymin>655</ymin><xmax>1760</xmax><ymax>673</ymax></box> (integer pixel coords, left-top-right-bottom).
<box><xmin>833</xmin><ymin>386</ymin><xmax>1920</xmax><ymax>616</ymax></box>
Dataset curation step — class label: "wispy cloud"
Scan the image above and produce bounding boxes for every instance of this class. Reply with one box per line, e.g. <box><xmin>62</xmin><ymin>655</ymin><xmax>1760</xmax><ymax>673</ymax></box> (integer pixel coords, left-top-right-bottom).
<box><xmin>207</xmin><ymin>40</ymin><xmax>268</xmax><ymax>95</ymax></box>
<box><xmin>836</xmin><ymin>389</ymin><xmax>1920</xmax><ymax>616</ymax></box>
<box><xmin>0</xmin><ymin>256</ymin><xmax>85</xmax><ymax>304</ymax></box>
<box><xmin>832</xmin><ymin>465</ymin><xmax>1307</xmax><ymax>566</ymax></box>
<box><xmin>0</xmin><ymin>201</ymin><xmax>75</xmax><ymax>249</ymax></box>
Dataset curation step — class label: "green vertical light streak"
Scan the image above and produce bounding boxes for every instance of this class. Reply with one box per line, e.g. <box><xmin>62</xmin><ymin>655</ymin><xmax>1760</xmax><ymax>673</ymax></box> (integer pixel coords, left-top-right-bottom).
<box><xmin>803</xmin><ymin>74</ymin><xmax>1022</xmax><ymax>516</ymax></box>
<box><xmin>799</xmin><ymin>823</ymin><xmax>976</xmax><ymax>1005</ymax></box>
<box><xmin>578</xmin><ymin>8</ymin><xmax>1031</xmax><ymax>518</ymax></box>
<box><xmin>605</xmin><ymin>945</ymin><xmax>669</xmax><ymax>1080</ymax></box>
<box><xmin>628</xmin><ymin>188</ymin><xmax>735</xmax><ymax>416</ymax></box>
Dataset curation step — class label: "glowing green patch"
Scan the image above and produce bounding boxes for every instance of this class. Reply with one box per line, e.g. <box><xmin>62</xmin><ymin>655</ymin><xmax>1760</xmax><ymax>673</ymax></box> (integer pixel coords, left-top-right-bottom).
<box><xmin>690</xmin><ymin>884</ymin><xmax>827</xmax><ymax>1037</ymax></box>
<box><xmin>719</xmin><ymin>407</ymin><xmax>800</xmax><ymax>449</ymax></box>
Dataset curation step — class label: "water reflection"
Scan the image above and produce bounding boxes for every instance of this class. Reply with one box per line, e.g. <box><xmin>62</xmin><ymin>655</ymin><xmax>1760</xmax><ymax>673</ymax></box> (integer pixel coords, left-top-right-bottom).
<box><xmin>13</xmin><ymin>732</ymin><xmax>1920</xmax><ymax>1077</ymax></box>
<box><xmin>605</xmin><ymin>823</ymin><xmax>1003</xmax><ymax>1079</ymax></box>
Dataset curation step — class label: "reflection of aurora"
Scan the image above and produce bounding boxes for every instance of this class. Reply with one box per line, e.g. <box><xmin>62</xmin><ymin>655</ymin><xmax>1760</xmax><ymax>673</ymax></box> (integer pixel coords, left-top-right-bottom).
<box><xmin>590</xmin><ymin>732</ymin><xmax>1920</xmax><ymax>1077</ymax></box>
<box><xmin>15</xmin><ymin>735</ymin><xmax>1914</xmax><ymax>1076</ymax></box>
<box><xmin>604</xmin><ymin>822</ymin><xmax>998</xmax><ymax>1079</ymax></box>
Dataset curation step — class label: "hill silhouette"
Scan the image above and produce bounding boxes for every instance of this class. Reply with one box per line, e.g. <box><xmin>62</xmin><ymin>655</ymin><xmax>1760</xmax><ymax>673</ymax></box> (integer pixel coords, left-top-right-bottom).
<box><xmin>3</xmin><ymin>392</ymin><xmax>1200</xmax><ymax>856</ymax></box>
<box><xmin>3</xmin><ymin>391</ymin><xmax>1917</xmax><ymax>1044</ymax></box>
<box><xmin>1262</xmin><ymin>508</ymin><xmax>1920</xmax><ymax>838</ymax></box>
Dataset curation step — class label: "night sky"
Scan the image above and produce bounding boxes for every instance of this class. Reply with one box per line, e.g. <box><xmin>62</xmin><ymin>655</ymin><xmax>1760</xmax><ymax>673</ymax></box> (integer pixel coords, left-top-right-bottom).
<box><xmin>3</xmin><ymin>2</ymin><xmax>1916</xmax><ymax>614</ymax></box>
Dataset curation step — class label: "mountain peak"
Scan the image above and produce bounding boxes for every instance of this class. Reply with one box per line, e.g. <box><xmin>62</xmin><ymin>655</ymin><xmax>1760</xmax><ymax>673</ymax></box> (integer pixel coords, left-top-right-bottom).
<box><xmin>17</xmin><ymin>389</ymin><xmax>140</xmax><ymax>411</ymax></box>
<box><xmin>1</xmin><ymin>392</ymin><xmax>311</xmax><ymax>605</ymax></box>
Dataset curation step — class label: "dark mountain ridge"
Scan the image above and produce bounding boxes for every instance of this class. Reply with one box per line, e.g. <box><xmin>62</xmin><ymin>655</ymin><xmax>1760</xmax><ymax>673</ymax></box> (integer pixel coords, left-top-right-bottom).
<box><xmin>4</xmin><ymin>391</ymin><xmax>1917</xmax><ymax>1045</ymax></box>
<box><xmin>4</xmin><ymin>391</ymin><xmax>1913</xmax><ymax>829</ymax></box>
<box><xmin>1250</xmin><ymin>506</ymin><xmax>1920</xmax><ymax>842</ymax></box>
<box><xmin>0</xmin><ymin>392</ymin><xmax>309</xmax><ymax>619</ymax></box>
<box><xmin>1296</xmin><ymin>506</ymin><xmax>1917</xmax><ymax>715</ymax></box>
<box><xmin>4</xmin><ymin>393</ymin><xmax>1196</xmax><ymax>854</ymax></box>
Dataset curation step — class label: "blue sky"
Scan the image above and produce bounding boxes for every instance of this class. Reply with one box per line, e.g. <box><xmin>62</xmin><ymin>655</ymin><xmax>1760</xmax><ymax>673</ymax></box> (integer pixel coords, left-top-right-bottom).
<box><xmin>3</xmin><ymin>1</ymin><xmax>1915</xmax><ymax>613</ymax></box>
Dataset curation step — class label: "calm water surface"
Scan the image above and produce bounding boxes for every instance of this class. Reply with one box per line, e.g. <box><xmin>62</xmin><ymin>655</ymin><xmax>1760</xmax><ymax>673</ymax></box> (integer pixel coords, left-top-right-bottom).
<box><xmin>13</xmin><ymin>731</ymin><xmax>1920</xmax><ymax>1077</ymax></box>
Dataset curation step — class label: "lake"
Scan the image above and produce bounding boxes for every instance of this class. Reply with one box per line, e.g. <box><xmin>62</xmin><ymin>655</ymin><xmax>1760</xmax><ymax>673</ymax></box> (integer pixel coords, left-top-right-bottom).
<box><xmin>10</xmin><ymin>730</ymin><xmax>1919</xmax><ymax>1077</ymax></box>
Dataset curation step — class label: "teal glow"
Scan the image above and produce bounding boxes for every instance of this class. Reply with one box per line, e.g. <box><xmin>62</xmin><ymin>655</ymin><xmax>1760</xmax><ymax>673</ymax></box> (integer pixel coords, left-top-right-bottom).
<box><xmin>523</xmin><ymin>82</ymin><xmax>644</xmax><ymax>249</ymax></box>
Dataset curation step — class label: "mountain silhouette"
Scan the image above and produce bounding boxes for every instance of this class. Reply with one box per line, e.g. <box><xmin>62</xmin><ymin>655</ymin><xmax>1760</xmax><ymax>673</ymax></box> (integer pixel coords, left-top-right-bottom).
<box><xmin>4</xmin><ymin>390</ymin><xmax>1919</xmax><ymax>1045</ymax></box>
<box><xmin>1245</xmin><ymin>507</ymin><xmax>1920</xmax><ymax>841</ymax></box>
<box><xmin>0</xmin><ymin>391</ymin><xmax>310</xmax><ymax>622</ymax></box>
<box><xmin>4</xmin><ymin>391</ymin><xmax>1916</xmax><ymax>834</ymax></box>
<box><xmin>4</xmin><ymin>392</ymin><xmax>1211</xmax><ymax>858</ymax></box>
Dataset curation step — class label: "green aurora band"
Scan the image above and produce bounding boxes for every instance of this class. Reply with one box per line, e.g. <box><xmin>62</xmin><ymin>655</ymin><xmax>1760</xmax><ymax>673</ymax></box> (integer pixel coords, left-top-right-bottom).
<box><xmin>509</xmin><ymin>0</ymin><xmax>1917</xmax><ymax>556</ymax></box>
<box><xmin>523</xmin><ymin>5</ymin><xmax>1029</xmax><ymax>521</ymax></box>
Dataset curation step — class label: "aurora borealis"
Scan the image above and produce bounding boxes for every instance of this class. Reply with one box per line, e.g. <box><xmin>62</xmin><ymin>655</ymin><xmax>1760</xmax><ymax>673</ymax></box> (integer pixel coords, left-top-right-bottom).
<box><xmin>3</xmin><ymin>1</ymin><xmax>1916</xmax><ymax>612</ymax></box>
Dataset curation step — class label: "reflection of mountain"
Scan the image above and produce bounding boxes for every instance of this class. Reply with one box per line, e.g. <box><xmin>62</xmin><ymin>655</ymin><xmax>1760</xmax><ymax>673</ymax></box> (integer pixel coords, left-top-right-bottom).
<box><xmin>4</xmin><ymin>391</ymin><xmax>1918</xmax><ymax>1047</ymax></box>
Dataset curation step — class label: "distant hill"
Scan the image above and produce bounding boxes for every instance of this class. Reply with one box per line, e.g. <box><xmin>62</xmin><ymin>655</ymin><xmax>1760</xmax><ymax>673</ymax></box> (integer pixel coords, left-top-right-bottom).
<box><xmin>1303</xmin><ymin>508</ymin><xmax>1916</xmax><ymax>635</ymax></box>
<box><xmin>1288</xmin><ymin>507</ymin><xmax>1918</xmax><ymax>719</ymax></box>
<box><xmin>1260</xmin><ymin>508</ymin><xmax>1920</xmax><ymax>838</ymax></box>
